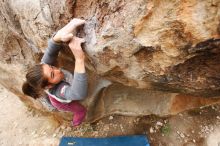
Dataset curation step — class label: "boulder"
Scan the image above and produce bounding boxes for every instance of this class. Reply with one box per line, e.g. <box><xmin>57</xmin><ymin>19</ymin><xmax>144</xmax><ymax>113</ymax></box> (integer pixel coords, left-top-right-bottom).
<box><xmin>0</xmin><ymin>0</ymin><xmax>220</xmax><ymax>122</ymax></box>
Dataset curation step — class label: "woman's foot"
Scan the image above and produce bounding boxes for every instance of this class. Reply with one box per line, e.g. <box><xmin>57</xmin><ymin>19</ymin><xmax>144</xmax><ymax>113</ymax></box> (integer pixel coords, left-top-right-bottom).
<box><xmin>53</xmin><ymin>18</ymin><xmax>86</xmax><ymax>43</ymax></box>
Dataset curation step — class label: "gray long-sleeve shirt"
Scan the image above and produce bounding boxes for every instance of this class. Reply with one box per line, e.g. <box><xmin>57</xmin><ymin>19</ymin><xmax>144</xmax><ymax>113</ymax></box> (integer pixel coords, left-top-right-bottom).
<box><xmin>41</xmin><ymin>39</ymin><xmax>88</xmax><ymax>103</ymax></box>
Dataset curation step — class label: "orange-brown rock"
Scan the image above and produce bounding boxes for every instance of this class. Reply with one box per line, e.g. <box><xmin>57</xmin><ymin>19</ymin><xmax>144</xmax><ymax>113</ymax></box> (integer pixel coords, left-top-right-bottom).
<box><xmin>0</xmin><ymin>0</ymin><xmax>220</xmax><ymax>122</ymax></box>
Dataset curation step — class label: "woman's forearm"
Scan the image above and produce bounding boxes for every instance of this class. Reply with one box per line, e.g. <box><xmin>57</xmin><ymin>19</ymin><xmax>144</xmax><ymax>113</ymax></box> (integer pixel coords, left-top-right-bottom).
<box><xmin>41</xmin><ymin>38</ymin><xmax>62</xmax><ymax>65</ymax></box>
<box><xmin>74</xmin><ymin>59</ymin><xmax>86</xmax><ymax>73</ymax></box>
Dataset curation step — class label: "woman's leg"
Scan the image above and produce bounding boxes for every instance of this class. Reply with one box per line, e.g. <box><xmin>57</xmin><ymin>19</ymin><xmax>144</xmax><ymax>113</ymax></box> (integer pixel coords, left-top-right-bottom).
<box><xmin>48</xmin><ymin>96</ymin><xmax>86</xmax><ymax>126</ymax></box>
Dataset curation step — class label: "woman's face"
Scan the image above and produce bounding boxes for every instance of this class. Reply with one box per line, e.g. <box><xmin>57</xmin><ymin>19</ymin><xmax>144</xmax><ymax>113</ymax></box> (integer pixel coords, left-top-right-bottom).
<box><xmin>42</xmin><ymin>64</ymin><xmax>64</xmax><ymax>86</ymax></box>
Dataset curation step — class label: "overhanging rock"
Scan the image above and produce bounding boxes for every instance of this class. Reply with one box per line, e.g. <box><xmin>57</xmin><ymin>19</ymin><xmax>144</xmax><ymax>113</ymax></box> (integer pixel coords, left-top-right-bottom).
<box><xmin>0</xmin><ymin>0</ymin><xmax>220</xmax><ymax>122</ymax></box>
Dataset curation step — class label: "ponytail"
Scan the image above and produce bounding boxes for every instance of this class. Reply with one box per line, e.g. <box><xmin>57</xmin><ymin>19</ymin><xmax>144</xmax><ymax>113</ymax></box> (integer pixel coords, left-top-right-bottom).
<box><xmin>22</xmin><ymin>81</ymin><xmax>41</xmax><ymax>99</ymax></box>
<box><xmin>22</xmin><ymin>64</ymin><xmax>48</xmax><ymax>99</ymax></box>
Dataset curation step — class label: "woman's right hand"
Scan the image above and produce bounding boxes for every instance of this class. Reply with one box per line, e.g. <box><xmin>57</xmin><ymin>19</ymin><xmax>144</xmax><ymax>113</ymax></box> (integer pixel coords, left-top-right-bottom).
<box><xmin>68</xmin><ymin>36</ymin><xmax>86</xmax><ymax>61</ymax></box>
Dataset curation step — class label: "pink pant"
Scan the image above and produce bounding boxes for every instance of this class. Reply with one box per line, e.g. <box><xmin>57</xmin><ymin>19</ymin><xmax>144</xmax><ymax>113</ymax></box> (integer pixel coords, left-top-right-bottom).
<box><xmin>48</xmin><ymin>96</ymin><xmax>86</xmax><ymax>126</ymax></box>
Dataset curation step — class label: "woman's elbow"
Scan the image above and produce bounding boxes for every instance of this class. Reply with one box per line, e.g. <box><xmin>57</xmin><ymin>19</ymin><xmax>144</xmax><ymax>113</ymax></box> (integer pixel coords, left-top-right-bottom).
<box><xmin>67</xmin><ymin>91</ymin><xmax>87</xmax><ymax>101</ymax></box>
<box><xmin>77</xmin><ymin>92</ymin><xmax>87</xmax><ymax>100</ymax></box>
<box><xmin>76</xmin><ymin>86</ymin><xmax>88</xmax><ymax>100</ymax></box>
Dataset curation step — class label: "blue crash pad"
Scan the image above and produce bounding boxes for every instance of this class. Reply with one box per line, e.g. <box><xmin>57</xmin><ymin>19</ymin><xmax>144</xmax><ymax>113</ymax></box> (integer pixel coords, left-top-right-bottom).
<box><xmin>59</xmin><ymin>135</ymin><xmax>150</xmax><ymax>146</ymax></box>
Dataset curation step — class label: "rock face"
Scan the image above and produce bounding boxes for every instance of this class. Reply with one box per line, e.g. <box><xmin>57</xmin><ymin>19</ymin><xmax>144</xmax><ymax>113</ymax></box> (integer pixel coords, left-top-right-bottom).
<box><xmin>0</xmin><ymin>0</ymin><xmax>220</xmax><ymax>122</ymax></box>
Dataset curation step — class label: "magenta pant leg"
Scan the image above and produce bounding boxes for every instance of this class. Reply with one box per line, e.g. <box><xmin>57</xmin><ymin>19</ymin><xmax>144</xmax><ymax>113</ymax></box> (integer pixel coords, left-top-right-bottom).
<box><xmin>48</xmin><ymin>96</ymin><xmax>86</xmax><ymax>126</ymax></box>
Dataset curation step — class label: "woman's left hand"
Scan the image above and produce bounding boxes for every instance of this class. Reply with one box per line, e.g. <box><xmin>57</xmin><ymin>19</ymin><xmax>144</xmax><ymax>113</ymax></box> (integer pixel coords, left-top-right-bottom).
<box><xmin>53</xmin><ymin>18</ymin><xmax>86</xmax><ymax>43</ymax></box>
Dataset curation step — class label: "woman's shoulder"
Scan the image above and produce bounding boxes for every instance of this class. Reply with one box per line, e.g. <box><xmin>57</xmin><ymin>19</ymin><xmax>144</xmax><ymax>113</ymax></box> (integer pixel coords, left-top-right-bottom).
<box><xmin>48</xmin><ymin>81</ymin><xmax>69</xmax><ymax>100</ymax></box>
<box><xmin>61</xmin><ymin>68</ymin><xmax>73</xmax><ymax>83</ymax></box>
<box><xmin>47</xmin><ymin>81</ymin><xmax>72</xmax><ymax>103</ymax></box>
<box><xmin>50</xmin><ymin>81</ymin><xmax>69</xmax><ymax>93</ymax></box>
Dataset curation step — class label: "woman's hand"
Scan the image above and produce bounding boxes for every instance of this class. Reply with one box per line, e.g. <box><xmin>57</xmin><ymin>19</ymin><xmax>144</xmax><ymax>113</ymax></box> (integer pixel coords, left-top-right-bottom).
<box><xmin>68</xmin><ymin>36</ymin><xmax>86</xmax><ymax>73</ymax></box>
<box><xmin>53</xmin><ymin>18</ymin><xmax>85</xmax><ymax>43</ymax></box>
<box><xmin>68</xmin><ymin>36</ymin><xmax>85</xmax><ymax>61</ymax></box>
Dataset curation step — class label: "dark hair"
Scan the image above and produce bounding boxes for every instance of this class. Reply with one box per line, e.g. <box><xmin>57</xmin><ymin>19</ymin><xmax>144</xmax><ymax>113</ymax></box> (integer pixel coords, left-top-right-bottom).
<box><xmin>22</xmin><ymin>64</ymin><xmax>49</xmax><ymax>99</ymax></box>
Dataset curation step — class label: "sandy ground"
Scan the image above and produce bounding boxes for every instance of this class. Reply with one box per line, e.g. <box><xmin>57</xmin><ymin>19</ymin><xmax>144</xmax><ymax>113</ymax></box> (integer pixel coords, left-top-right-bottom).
<box><xmin>0</xmin><ymin>85</ymin><xmax>60</xmax><ymax>146</ymax></box>
<box><xmin>0</xmin><ymin>84</ymin><xmax>220</xmax><ymax>146</ymax></box>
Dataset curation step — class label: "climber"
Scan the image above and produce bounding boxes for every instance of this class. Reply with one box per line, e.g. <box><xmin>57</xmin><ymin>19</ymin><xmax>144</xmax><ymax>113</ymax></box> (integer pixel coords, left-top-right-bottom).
<box><xmin>22</xmin><ymin>18</ymin><xmax>88</xmax><ymax>127</ymax></box>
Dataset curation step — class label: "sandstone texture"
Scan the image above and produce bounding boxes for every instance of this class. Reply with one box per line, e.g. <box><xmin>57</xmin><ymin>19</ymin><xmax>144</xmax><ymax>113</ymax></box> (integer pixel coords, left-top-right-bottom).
<box><xmin>0</xmin><ymin>0</ymin><xmax>220</xmax><ymax>122</ymax></box>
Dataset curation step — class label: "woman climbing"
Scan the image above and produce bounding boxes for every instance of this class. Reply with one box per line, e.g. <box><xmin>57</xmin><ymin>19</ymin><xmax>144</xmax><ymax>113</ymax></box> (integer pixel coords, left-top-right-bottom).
<box><xmin>22</xmin><ymin>18</ymin><xmax>88</xmax><ymax>126</ymax></box>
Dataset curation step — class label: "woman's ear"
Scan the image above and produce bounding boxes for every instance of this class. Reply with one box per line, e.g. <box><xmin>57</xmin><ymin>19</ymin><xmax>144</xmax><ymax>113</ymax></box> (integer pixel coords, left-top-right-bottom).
<box><xmin>45</xmin><ymin>84</ymin><xmax>54</xmax><ymax>89</ymax></box>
